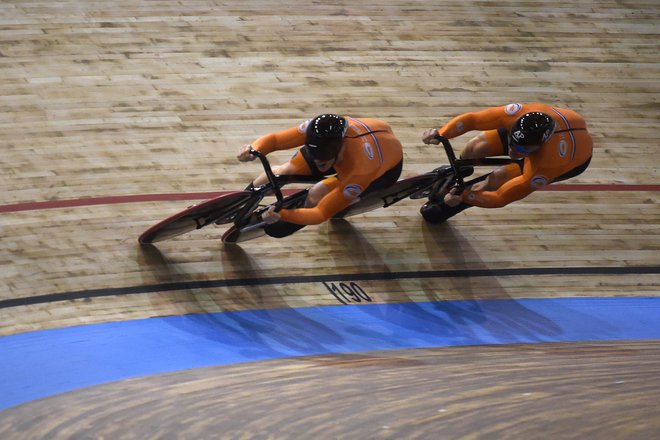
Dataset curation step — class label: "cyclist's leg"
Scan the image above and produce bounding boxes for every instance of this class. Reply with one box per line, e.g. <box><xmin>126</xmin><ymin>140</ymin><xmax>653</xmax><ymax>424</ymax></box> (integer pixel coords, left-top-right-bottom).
<box><xmin>459</xmin><ymin>129</ymin><xmax>508</xmax><ymax>159</ymax></box>
<box><xmin>473</xmin><ymin>162</ymin><xmax>523</xmax><ymax>192</ymax></box>
<box><xmin>421</xmin><ymin>162</ymin><xmax>522</xmax><ymax>224</ymax></box>
<box><xmin>422</xmin><ymin>130</ymin><xmax>513</xmax><ymax>224</ymax></box>
<box><xmin>330</xmin><ymin>160</ymin><xmax>403</xmax><ymax>219</ymax></box>
<box><xmin>271</xmin><ymin>163</ymin><xmax>402</xmax><ymax>236</ymax></box>
<box><xmin>264</xmin><ymin>178</ymin><xmax>335</xmax><ymax>238</ymax></box>
<box><xmin>361</xmin><ymin>160</ymin><xmax>404</xmax><ymax>196</ymax></box>
<box><xmin>250</xmin><ymin>148</ymin><xmax>316</xmax><ymax>186</ymax></box>
<box><xmin>303</xmin><ymin>176</ymin><xmax>336</xmax><ymax>206</ymax></box>
<box><xmin>264</xmin><ymin>149</ymin><xmax>336</xmax><ymax>238</ymax></box>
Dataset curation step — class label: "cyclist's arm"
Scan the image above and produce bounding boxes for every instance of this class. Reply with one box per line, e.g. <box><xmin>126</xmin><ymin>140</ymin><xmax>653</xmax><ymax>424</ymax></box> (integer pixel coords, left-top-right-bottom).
<box><xmin>278</xmin><ymin>186</ymin><xmax>351</xmax><ymax>225</ymax></box>
<box><xmin>252</xmin><ymin>126</ymin><xmax>306</xmax><ymax>155</ymax></box>
<box><xmin>461</xmin><ymin>174</ymin><xmax>536</xmax><ymax>208</ymax></box>
<box><xmin>279</xmin><ymin>174</ymin><xmax>369</xmax><ymax>225</ymax></box>
<box><xmin>439</xmin><ymin>106</ymin><xmax>510</xmax><ymax>138</ymax></box>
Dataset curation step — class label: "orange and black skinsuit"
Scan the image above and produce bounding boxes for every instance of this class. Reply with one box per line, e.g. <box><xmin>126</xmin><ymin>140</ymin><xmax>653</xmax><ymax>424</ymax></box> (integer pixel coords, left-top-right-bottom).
<box><xmin>438</xmin><ymin>103</ymin><xmax>593</xmax><ymax>209</ymax></box>
<box><xmin>251</xmin><ymin>116</ymin><xmax>403</xmax><ymax>235</ymax></box>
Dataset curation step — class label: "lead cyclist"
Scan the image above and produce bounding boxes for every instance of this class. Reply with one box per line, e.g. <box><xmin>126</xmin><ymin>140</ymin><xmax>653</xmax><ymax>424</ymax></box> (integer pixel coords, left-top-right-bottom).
<box><xmin>420</xmin><ymin>103</ymin><xmax>593</xmax><ymax>224</ymax></box>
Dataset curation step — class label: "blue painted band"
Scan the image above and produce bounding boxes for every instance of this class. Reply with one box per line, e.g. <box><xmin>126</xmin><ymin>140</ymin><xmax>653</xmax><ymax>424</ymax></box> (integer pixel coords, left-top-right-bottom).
<box><xmin>1</xmin><ymin>296</ymin><xmax>659</xmax><ymax>411</ymax></box>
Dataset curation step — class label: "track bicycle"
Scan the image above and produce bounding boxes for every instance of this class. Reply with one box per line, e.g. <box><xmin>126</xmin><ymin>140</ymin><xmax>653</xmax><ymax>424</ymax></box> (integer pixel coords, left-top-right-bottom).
<box><xmin>138</xmin><ymin>150</ymin><xmax>319</xmax><ymax>244</ymax></box>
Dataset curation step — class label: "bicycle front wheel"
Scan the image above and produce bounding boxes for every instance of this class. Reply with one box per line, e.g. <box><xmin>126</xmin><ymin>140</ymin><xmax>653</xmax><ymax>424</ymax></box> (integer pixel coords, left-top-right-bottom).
<box><xmin>138</xmin><ymin>191</ymin><xmax>253</xmax><ymax>244</ymax></box>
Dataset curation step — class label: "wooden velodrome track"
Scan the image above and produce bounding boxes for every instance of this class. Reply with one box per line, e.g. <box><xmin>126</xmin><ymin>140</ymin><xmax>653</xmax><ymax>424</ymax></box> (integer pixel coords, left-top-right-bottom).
<box><xmin>1</xmin><ymin>0</ymin><xmax>659</xmax><ymax>438</ymax></box>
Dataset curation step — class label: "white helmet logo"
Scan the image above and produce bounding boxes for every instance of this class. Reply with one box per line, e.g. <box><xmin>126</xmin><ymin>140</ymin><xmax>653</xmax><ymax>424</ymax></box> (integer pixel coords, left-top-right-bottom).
<box><xmin>511</xmin><ymin>130</ymin><xmax>525</xmax><ymax>141</ymax></box>
<box><xmin>541</xmin><ymin>129</ymin><xmax>552</xmax><ymax>143</ymax></box>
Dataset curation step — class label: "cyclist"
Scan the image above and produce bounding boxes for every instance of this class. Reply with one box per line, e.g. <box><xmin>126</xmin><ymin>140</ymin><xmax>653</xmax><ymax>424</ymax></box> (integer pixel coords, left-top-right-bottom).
<box><xmin>237</xmin><ymin>114</ymin><xmax>404</xmax><ymax>237</ymax></box>
<box><xmin>420</xmin><ymin>103</ymin><xmax>593</xmax><ymax>223</ymax></box>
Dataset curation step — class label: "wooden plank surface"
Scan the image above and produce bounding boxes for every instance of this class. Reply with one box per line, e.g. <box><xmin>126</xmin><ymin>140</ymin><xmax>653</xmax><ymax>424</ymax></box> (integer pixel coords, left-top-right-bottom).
<box><xmin>0</xmin><ymin>0</ymin><xmax>658</xmax><ymax>437</ymax></box>
<box><xmin>1</xmin><ymin>341</ymin><xmax>659</xmax><ymax>439</ymax></box>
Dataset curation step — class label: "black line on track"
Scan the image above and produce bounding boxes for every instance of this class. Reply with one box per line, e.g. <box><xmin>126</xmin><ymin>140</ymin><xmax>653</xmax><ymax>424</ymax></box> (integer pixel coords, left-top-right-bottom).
<box><xmin>2</xmin><ymin>266</ymin><xmax>659</xmax><ymax>309</ymax></box>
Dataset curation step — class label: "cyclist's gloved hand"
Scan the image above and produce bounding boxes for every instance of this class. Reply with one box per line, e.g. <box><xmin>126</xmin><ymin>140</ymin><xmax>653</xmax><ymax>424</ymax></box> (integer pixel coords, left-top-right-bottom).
<box><xmin>422</xmin><ymin>128</ymin><xmax>441</xmax><ymax>145</ymax></box>
<box><xmin>443</xmin><ymin>186</ymin><xmax>464</xmax><ymax>207</ymax></box>
<box><xmin>237</xmin><ymin>145</ymin><xmax>257</xmax><ymax>162</ymax></box>
<box><xmin>261</xmin><ymin>205</ymin><xmax>281</xmax><ymax>224</ymax></box>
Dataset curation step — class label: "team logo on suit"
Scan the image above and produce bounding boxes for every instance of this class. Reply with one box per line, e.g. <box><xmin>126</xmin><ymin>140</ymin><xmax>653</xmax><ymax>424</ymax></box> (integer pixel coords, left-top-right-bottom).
<box><xmin>505</xmin><ymin>103</ymin><xmax>522</xmax><ymax>115</ymax></box>
<box><xmin>364</xmin><ymin>142</ymin><xmax>374</xmax><ymax>160</ymax></box>
<box><xmin>531</xmin><ymin>175</ymin><xmax>549</xmax><ymax>188</ymax></box>
<box><xmin>343</xmin><ymin>184</ymin><xmax>363</xmax><ymax>201</ymax></box>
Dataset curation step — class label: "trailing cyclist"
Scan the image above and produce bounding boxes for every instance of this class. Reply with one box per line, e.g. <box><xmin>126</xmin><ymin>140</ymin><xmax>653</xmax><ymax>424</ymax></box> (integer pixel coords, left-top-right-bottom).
<box><xmin>237</xmin><ymin>114</ymin><xmax>404</xmax><ymax>238</ymax></box>
<box><xmin>420</xmin><ymin>103</ymin><xmax>593</xmax><ymax>224</ymax></box>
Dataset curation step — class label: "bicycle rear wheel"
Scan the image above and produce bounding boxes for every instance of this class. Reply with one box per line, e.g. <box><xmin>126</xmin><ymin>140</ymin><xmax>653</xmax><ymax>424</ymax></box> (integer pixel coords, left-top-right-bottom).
<box><xmin>222</xmin><ymin>188</ymin><xmax>310</xmax><ymax>244</ymax></box>
<box><xmin>221</xmin><ymin>223</ymin><xmax>268</xmax><ymax>244</ymax></box>
<box><xmin>138</xmin><ymin>191</ymin><xmax>253</xmax><ymax>244</ymax></box>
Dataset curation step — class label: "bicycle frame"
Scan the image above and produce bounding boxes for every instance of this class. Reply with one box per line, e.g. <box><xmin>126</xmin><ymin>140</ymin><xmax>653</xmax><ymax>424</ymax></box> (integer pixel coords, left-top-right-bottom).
<box><xmin>435</xmin><ymin>134</ymin><xmax>514</xmax><ymax>197</ymax></box>
<box><xmin>230</xmin><ymin>149</ymin><xmax>320</xmax><ymax>230</ymax></box>
<box><xmin>137</xmin><ymin>148</ymin><xmax>324</xmax><ymax>244</ymax></box>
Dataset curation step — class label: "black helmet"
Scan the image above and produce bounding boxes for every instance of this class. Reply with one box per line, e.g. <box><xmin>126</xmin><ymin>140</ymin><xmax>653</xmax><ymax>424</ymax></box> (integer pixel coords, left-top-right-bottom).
<box><xmin>305</xmin><ymin>114</ymin><xmax>347</xmax><ymax>161</ymax></box>
<box><xmin>509</xmin><ymin>112</ymin><xmax>556</xmax><ymax>154</ymax></box>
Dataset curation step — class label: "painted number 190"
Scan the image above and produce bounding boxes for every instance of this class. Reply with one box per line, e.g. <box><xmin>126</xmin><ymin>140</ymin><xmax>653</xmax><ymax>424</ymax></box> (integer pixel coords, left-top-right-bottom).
<box><xmin>323</xmin><ymin>281</ymin><xmax>372</xmax><ymax>305</ymax></box>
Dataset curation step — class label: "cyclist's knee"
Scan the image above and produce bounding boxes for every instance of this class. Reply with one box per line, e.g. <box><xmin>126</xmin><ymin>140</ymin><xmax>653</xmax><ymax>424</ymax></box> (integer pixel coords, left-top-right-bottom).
<box><xmin>481</xmin><ymin>165</ymin><xmax>515</xmax><ymax>191</ymax></box>
<box><xmin>272</xmin><ymin>161</ymin><xmax>296</xmax><ymax>175</ymax></box>
<box><xmin>305</xmin><ymin>182</ymin><xmax>330</xmax><ymax>207</ymax></box>
<box><xmin>253</xmin><ymin>161</ymin><xmax>295</xmax><ymax>186</ymax></box>
<box><xmin>460</xmin><ymin>134</ymin><xmax>489</xmax><ymax>159</ymax></box>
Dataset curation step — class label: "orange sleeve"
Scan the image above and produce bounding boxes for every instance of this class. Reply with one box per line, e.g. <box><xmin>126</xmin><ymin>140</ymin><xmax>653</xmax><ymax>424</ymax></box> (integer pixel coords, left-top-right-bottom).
<box><xmin>252</xmin><ymin>125</ymin><xmax>306</xmax><ymax>155</ymax></box>
<box><xmin>279</xmin><ymin>173</ymin><xmax>371</xmax><ymax>225</ymax></box>
<box><xmin>438</xmin><ymin>106</ymin><xmax>510</xmax><ymax>139</ymax></box>
<box><xmin>461</xmin><ymin>175</ymin><xmax>535</xmax><ymax>208</ymax></box>
<box><xmin>278</xmin><ymin>186</ymin><xmax>352</xmax><ymax>225</ymax></box>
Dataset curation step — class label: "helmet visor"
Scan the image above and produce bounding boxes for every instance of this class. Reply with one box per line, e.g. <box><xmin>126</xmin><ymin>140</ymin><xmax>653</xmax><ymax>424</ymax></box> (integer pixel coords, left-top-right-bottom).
<box><xmin>306</xmin><ymin>141</ymin><xmax>342</xmax><ymax>161</ymax></box>
<box><xmin>509</xmin><ymin>138</ymin><xmax>540</xmax><ymax>155</ymax></box>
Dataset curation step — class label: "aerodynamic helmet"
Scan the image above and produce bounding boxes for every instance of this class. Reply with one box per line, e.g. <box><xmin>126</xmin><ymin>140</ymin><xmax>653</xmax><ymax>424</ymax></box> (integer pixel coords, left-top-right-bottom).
<box><xmin>305</xmin><ymin>114</ymin><xmax>348</xmax><ymax>161</ymax></box>
<box><xmin>508</xmin><ymin>112</ymin><xmax>556</xmax><ymax>154</ymax></box>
